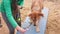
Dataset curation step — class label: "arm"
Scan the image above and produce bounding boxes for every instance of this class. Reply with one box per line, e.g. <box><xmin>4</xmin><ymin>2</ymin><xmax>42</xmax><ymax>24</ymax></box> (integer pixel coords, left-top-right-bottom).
<box><xmin>0</xmin><ymin>4</ymin><xmax>1</xmax><ymax>12</ymax></box>
<box><xmin>3</xmin><ymin>0</ymin><xmax>18</xmax><ymax>28</ymax></box>
<box><xmin>3</xmin><ymin>0</ymin><xmax>26</xmax><ymax>32</ymax></box>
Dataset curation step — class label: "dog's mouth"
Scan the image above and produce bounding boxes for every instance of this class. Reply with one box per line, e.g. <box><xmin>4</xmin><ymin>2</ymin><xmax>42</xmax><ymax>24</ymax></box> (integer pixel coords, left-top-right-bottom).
<box><xmin>31</xmin><ymin>17</ymin><xmax>37</xmax><ymax>26</ymax></box>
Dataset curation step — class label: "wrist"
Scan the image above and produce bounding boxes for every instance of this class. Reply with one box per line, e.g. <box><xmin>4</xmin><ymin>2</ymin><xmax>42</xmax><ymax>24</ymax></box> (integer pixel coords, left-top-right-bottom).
<box><xmin>17</xmin><ymin>5</ymin><xmax>23</xmax><ymax>9</ymax></box>
<box><xmin>15</xmin><ymin>26</ymin><xmax>26</xmax><ymax>32</ymax></box>
<box><xmin>16</xmin><ymin>26</ymin><xmax>20</xmax><ymax>31</ymax></box>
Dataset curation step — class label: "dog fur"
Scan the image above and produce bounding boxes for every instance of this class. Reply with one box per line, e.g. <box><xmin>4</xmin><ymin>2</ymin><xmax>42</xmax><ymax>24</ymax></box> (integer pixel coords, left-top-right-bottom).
<box><xmin>28</xmin><ymin>0</ymin><xmax>44</xmax><ymax>32</ymax></box>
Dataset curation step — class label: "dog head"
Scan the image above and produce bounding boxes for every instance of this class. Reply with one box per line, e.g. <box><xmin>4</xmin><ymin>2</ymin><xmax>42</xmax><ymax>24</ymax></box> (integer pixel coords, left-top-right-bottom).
<box><xmin>28</xmin><ymin>11</ymin><xmax>44</xmax><ymax>26</ymax></box>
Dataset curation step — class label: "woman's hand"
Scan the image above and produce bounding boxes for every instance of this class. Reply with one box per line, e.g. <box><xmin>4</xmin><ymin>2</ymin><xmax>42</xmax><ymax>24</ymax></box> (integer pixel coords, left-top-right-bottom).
<box><xmin>17</xmin><ymin>5</ymin><xmax>23</xmax><ymax>9</ymax></box>
<box><xmin>16</xmin><ymin>26</ymin><xmax>26</xmax><ymax>33</ymax></box>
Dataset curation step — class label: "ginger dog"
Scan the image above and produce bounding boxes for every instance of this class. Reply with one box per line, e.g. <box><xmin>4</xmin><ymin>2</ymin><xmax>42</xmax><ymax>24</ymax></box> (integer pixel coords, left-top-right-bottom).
<box><xmin>28</xmin><ymin>0</ymin><xmax>44</xmax><ymax>32</ymax></box>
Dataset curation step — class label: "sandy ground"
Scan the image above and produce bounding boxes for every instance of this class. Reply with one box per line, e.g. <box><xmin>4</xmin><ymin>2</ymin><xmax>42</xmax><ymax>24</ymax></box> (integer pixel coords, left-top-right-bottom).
<box><xmin>44</xmin><ymin>1</ymin><xmax>60</xmax><ymax>34</ymax></box>
<box><xmin>0</xmin><ymin>0</ymin><xmax>60</xmax><ymax>34</ymax></box>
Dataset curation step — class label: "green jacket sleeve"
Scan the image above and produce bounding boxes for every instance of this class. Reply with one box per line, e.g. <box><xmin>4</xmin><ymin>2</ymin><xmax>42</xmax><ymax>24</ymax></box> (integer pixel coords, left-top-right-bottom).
<box><xmin>3</xmin><ymin>0</ymin><xmax>18</xmax><ymax>28</ymax></box>
<box><xmin>0</xmin><ymin>3</ymin><xmax>1</xmax><ymax>12</ymax></box>
<box><xmin>17</xmin><ymin>0</ymin><xmax>24</xmax><ymax>6</ymax></box>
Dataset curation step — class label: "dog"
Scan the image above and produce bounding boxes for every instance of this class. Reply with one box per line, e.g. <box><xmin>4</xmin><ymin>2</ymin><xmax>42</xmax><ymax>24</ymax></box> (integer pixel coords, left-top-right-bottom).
<box><xmin>28</xmin><ymin>0</ymin><xmax>44</xmax><ymax>32</ymax></box>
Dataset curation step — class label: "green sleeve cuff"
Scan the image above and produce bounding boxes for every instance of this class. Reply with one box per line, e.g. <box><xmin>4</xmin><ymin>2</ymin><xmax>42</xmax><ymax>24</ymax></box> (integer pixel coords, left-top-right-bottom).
<box><xmin>3</xmin><ymin>0</ymin><xmax>18</xmax><ymax>28</ymax></box>
<box><xmin>17</xmin><ymin>0</ymin><xmax>24</xmax><ymax>6</ymax></box>
<box><xmin>0</xmin><ymin>4</ymin><xmax>1</xmax><ymax>12</ymax></box>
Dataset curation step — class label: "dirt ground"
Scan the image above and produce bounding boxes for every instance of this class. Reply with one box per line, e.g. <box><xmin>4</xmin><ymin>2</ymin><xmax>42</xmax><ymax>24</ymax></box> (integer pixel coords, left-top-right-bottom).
<box><xmin>0</xmin><ymin>0</ymin><xmax>60</xmax><ymax>34</ymax></box>
<box><xmin>44</xmin><ymin>1</ymin><xmax>60</xmax><ymax>34</ymax></box>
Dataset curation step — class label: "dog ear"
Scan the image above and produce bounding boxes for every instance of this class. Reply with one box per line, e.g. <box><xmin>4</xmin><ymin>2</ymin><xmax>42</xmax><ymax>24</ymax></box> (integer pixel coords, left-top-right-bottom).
<box><xmin>39</xmin><ymin>13</ymin><xmax>44</xmax><ymax>17</ymax></box>
<box><xmin>28</xmin><ymin>13</ymin><xmax>32</xmax><ymax>17</ymax></box>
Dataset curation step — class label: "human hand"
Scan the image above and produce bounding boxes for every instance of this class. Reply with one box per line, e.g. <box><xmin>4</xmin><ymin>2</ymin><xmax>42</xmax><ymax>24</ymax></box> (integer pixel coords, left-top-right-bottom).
<box><xmin>16</xmin><ymin>26</ymin><xmax>26</xmax><ymax>33</ymax></box>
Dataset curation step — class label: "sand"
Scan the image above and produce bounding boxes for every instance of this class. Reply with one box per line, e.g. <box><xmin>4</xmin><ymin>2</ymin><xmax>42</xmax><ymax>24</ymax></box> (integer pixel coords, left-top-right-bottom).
<box><xmin>44</xmin><ymin>1</ymin><xmax>60</xmax><ymax>34</ymax></box>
